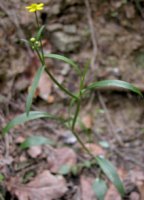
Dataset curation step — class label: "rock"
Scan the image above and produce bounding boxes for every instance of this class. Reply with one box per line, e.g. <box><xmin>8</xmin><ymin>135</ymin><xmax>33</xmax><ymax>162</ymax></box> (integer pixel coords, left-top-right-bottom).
<box><xmin>124</xmin><ymin>4</ymin><xmax>135</xmax><ymax>19</ymax></box>
<box><xmin>28</xmin><ymin>146</ymin><xmax>42</xmax><ymax>158</ymax></box>
<box><xmin>50</xmin><ymin>4</ymin><xmax>61</xmax><ymax>15</ymax></box>
<box><xmin>52</xmin><ymin>31</ymin><xmax>81</xmax><ymax>52</ymax></box>
<box><xmin>65</xmin><ymin>0</ymin><xmax>82</xmax><ymax>5</ymax></box>
<box><xmin>63</xmin><ymin>25</ymin><xmax>77</xmax><ymax>34</ymax></box>
<box><xmin>47</xmin><ymin>24</ymin><xmax>63</xmax><ymax>32</ymax></box>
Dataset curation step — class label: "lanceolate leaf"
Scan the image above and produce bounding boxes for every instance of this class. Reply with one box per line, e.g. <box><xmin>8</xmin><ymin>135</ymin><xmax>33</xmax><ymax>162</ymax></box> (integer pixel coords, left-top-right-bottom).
<box><xmin>92</xmin><ymin>178</ymin><xmax>108</xmax><ymax>200</ymax></box>
<box><xmin>44</xmin><ymin>53</ymin><xmax>81</xmax><ymax>75</ymax></box>
<box><xmin>20</xmin><ymin>135</ymin><xmax>55</xmax><ymax>149</ymax></box>
<box><xmin>26</xmin><ymin>66</ymin><xmax>45</xmax><ymax>115</ymax></box>
<box><xmin>36</xmin><ymin>25</ymin><xmax>45</xmax><ymax>41</ymax></box>
<box><xmin>96</xmin><ymin>156</ymin><xmax>125</xmax><ymax>197</ymax></box>
<box><xmin>84</xmin><ymin>80</ymin><xmax>142</xmax><ymax>96</ymax></box>
<box><xmin>2</xmin><ymin>111</ymin><xmax>62</xmax><ymax>135</ymax></box>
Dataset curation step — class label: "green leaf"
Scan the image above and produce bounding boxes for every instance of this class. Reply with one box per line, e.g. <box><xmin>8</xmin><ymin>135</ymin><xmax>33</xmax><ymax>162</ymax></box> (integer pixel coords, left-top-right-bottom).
<box><xmin>92</xmin><ymin>178</ymin><xmax>108</xmax><ymax>200</ymax></box>
<box><xmin>20</xmin><ymin>135</ymin><xmax>55</xmax><ymax>149</ymax></box>
<box><xmin>26</xmin><ymin>66</ymin><xmax>44</xmax><ymax>115</ymax></box>
<box><xmin>44</xmin><ymin>53</ymin><xmax>81</xmax><ymax>75</ymax></box>
<box><xmin>84</xmin><ymin>80</ymin><xmax>142</xmax><ymax>96</ymax></box>
<box><xmin>36</xmin><ymin>25</ymin><xmax>45</xmax><ymax>41</ymax></box>
<box><xmin>96</xmin><ymin>156</ymin><xmax>125</xmax><ymax>197</ymax></box>
<box><xmin>0</xmin><ymin>173</ymin><xmax>4</xmax><ymax>182</ymax></box>
<box><xmin>58</xmin><ymin>165</ymin><xmax>71</xmax><ymax>175</ymax></box>
<box><xmin>2</xmin><ymin>111</ymin><xmax>62</xmax><ymax>135</ymax></box>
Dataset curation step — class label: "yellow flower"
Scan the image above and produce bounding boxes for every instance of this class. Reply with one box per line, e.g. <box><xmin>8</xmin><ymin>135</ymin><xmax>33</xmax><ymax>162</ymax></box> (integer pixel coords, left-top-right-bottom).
<box><xmin>26</xmin><ymin>3</ymin><xmax>44</xmax><ymax>12</ymax></box>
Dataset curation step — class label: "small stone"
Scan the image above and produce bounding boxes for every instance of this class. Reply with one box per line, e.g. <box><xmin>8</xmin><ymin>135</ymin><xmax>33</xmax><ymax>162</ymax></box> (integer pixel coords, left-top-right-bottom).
<box><xmin>27</xmin><ymin>146</ymin><xmax>42</xmax><ymax>158</ymax></box>
<box><xmin>47</xmin><ymin>24</ymin><xmax>63</xmax><ymax>32</ymax></box>
<box><xmin>63</xmin><ymin>25</ymin><xmax>77</xmax><ymax>34</ymax></box>
<box><xmin>52</xmin><ymin>31</ymin><xmax>81</xmax><ymax>52</ymax></box>
<box><xmin>15</xmin><ymin>136</ymin><xmax>25</xmax><ymax>144</ymax></box>
<box><xmin>61</xmin><ymin>64</ymin><xmax>70</xmax><ymax>76</ymax></box>
<box><xmin>62</xmin><ymin>130</ymin><xmax>77</xmax><ymax>145</ymax></box>
<box><xmin>50</xmin><ymin>4</ymin><xmax>61</xmax><ymax>15</ymax></box>
<box><xmin>124</xmin><ymin>4</ymin><xmax>135</xmax><ymax>19</ymax></box>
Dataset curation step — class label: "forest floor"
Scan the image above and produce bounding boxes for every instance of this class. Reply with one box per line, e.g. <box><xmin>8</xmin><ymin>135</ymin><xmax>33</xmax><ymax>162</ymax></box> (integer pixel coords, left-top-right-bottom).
<box><xmin>0</xmin><ymin>0</ymin><xmax>144</xmax><ymax>199</ymax></box>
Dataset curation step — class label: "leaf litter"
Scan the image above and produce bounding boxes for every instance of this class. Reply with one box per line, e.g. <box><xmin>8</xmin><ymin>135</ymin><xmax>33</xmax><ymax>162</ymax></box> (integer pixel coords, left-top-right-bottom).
<box><xmin>7</xmin><ymin>170</ymin><xmax>67</xmax><ymax>200</ymax></box>
<box><xmin>1</xmin><ymin>1</ymin><xmax>144</xmax><ymax>200</ymax></box>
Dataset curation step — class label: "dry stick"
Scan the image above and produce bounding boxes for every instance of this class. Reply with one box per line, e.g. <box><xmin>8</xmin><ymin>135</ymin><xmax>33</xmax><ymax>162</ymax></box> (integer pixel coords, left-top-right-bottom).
<box><xmin>113</xmin><ymin>147</ymin><xmax>144</xmax><ymax>169</ymax></box>
<box><xmin>84</xmin><ymin>0</ymin><xmax>97</xmax><ymax>70</ymax></box>
<box><xmin>84</xmin><ymin>0</ymin><xmax>123</xmax><ymax>145</ymax></box>
<box><xmin>83</xmin><ymin>0</ymin><xmax>97</xmax><ymax>112</ymax></box>
<box><xmin>97</xmin><ymin>91</ymin><xmax>124</xmax><ymax>146</ymax></box>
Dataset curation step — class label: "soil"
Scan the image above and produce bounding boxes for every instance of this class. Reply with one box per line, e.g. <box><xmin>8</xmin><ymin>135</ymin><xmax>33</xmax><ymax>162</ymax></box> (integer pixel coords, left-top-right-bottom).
<box><xmin>0</xmin><ymin>0</ymin><xmax>144</xmax><ymax>199</ymax></box>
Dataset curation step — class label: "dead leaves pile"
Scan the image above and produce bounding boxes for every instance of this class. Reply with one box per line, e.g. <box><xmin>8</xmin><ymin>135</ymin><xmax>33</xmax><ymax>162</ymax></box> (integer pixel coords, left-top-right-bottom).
<box><xmin>7</xmin><ymin>170</ymin><xmax>67</xmax><ymax>200</ymax></box>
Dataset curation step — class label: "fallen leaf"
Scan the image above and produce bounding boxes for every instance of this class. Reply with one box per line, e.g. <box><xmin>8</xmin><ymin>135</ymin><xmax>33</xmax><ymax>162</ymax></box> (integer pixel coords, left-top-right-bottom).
<box><xmin>130</xmin><ymin>170</ymin><xmax>144</xmax><ymax>200</ymax></box>
<box><xmin>80</xmin><ymin>175</ymin><xmax>97</xmax><ymax>200</ymax></box>
<box><xmin>36</xmin><ymin>71</ymin><xmax>52</xmax><ymax>102</ymax></box>
<box><xmin>105</xmin><ymin>184</ymin><xmax>121</xmax><ymax>200</ymax></box>
<box><xmin>129</xmin><ymin>192</ymin><xmax>140</xmax><ymax>200</ymax></box>
<box><xmin>7</xmin><ymin>170</ymin><xmax>67</xmax><ymax>200</ymax></box>
<box><xmin>47</xmin><ymin>95</ymin><xmax>55</xmax><ymax>103</ymax></box>
<box><xmin>85</xmin><ymin>143</ymin><xmax>105</xmax><ymax>156</ymax></box>
<box><xmin>81</xmin><ymin>115</ymin><xmax>93</xmax><ymax>129</ymax></box>
<box><xmin>48</xmin><ymin>147</ymin><xmax>77</xmax><ymax>173</ymax></box>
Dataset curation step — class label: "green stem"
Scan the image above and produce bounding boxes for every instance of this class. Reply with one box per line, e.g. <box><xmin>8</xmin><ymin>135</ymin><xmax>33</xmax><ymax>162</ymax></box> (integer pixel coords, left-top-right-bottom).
<box><xmin>73</xmin><ymin>130</ymin><xmax>93</xmax><ymax>157</ymax></box>
<box><xmin>72</xmin><ymin>99</ymin><xmax>81</xmax><ymax>131</ymax></box>
<box><xmin>35</xmin><ymin>11</ymin><xmax>45</xmax><ymax>65</ymax></box>
<box><xmin>70</xmin><ymin>71</ymin><xmax>93</xmax><ymax>157</ymax></box>
<box><xmin>45</xmin><ymin>67</ymin><xmax>78</xmax><ymax>100</ymax></box>
<box><xmin>34</xmin><ymin>13</ymin><xmax>78</xmax><ymax>100</ymax></box>
<box><xmin>34</xmin><ymin>11</ymin><xmax>92</xmax><ymax>157</ymax></box>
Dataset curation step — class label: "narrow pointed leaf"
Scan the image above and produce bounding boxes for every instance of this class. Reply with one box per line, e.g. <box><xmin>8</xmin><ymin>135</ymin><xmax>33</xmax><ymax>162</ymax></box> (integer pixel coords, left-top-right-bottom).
<box><xmin>36</xmin><ymin>25</ymin><xmax>45</xmax><ymax>41</ymax></box>
<box><xmin>92</xmin><ymin>178</ymin><xmax>108</xmax><ymax>200</ymax></box>
<box><xmin>26</xmin><ymin>66</ymin><xmax>44</xmax><ymax>115</ymax></box>
<box><xmin>96</xmin><ymin>156</ymin><xmax>125</xmax><ymax>197</ymax></box>
<box><xmin>84</xmin><ymin>80</ymin><xmax>142</xmax><ymax>96</ymax></box>
<box><xmin>44</xmin><ymin>53</ymin><xmax>81</xmax><ymax>75</ymax></box>
<box><xmin>20</xmin><ymin>135</ymin><xmax>55</xmax><ymax>149</ymax></box>
<box><xmin>2</xmin><ymin>111</ymin><xmax>62</xmax><ymax>135</ymax></box>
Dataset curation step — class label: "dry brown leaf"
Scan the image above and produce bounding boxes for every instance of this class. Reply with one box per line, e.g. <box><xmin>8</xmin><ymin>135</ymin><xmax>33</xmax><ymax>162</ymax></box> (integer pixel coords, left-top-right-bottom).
<box><xmin>48</xmin><ymin>147</ymin><xmax>77</xmax><ymax>173</ymax></box>
<box><xmin>130</xmin><ymin>170</ymin><xmax>144</xmax><ymax>200</ymax></box>
<box><xmin>85</xmin><ymin>143</ymin><xmax>105</xmax><ymax>156</ymax></box>
<box><xmin>105</xmin><ymin>184</ymin><xmax>121</xmax><ymax>200</ymax></box>
<box><xmin>81</xmin><ymin>115</ymin><xmax>93</xmax><ymax>129</ymax></box>
<box><xmin>7</xmin><ymin>170</ymin><xmax>67</xmax><ymax>200</ymax></box>
<box><xmin>129</xmin><ymin>192</ymin><xmax>140</xmax><ymax>200</ymax></box>
<box><xmin>37</xmin><ymin>71</ymin><xmax>52</xmax><ymax>102</ymax></box>
<box><xmin>80</xmin><ymin>175</ymin><xmax>97</xmax><ymax>200</ymax></box>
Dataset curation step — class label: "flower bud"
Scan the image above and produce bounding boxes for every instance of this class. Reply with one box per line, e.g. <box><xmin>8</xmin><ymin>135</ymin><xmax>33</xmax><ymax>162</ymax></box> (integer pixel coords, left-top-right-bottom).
<box><xmin>30</xmin><ymin>37</ymin><xmax>36</xmax><ymax>42</ymax></box>
<box><xmin>35</xmin><ymin>41</ymin><xmax>40</xmax><ymax>47</ymax></box>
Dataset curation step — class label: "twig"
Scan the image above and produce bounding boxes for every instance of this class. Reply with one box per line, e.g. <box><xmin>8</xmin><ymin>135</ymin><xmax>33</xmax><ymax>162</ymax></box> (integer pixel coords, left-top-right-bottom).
<box><xmin>97</xmin><ymin>91</ymin><xmax>124</xmax><ymax>146</ymax></box>
<box><xmin>113</xmin><ymin>147</ymin><xmax>144</xmax><ymax>169</ymax></box>
<box><xmin>84</xmin><ymin>0</ymin><xmax>97</xmax><ymax>70</ymax></box>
